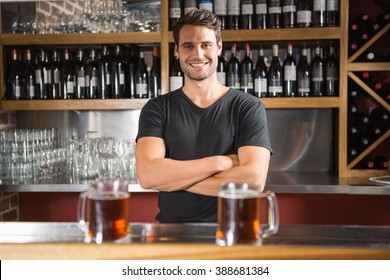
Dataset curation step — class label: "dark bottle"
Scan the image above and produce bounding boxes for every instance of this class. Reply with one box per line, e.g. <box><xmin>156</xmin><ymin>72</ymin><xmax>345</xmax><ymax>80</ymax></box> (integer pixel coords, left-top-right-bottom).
<box><xmin>358</xmin><ymin>51</ymin><xmax>376</xmax><ymax>62</ymax></box>
<box><xmin>369</xmin><ymin>106</ymin><xmax>389</xmax><ymax>132</ymax></box>
<box><xmin>150</xmin><ymin>46</ymin><xmax>161</xmax><ymax>98</ymax></box>
<box><xmin>372</xmin><ymin>156</ymin><xmax>389</xmax><ymax>170</ymax></box>
<box><xmin>183</xmin><ymin>0</ymin><xmax>197</xmax><ymax>15</ymax></box>
<box><xmin>255</xmin><ymin>0</ymin><xmax>267</xmax><ymax>29</ymax></box>
<box><xmin>311</xmin><ymin>43</ymin><xmax>325</xmax><ymax>96</ymax></box>
<box><xmin>170</xmin><ymin>51</ymin><xmax>184</xmax><ymax>91</ymax></box>
<box><xmin>283</xmin><ymin>43</ymin><xmax>297</xmax><ymax>97</ymax></box>
<box><xmin>98</xmin><ymin>45</ymin><xmax>112</xmax><ymax>99</ymax></box>
<box><xmin>241</xmin><ymin>0</ymin><xmax>254</xmax><ymax>29</ymax></box>
<box><xmin>216</xmin><ymin>49</ymin><xmax>227</xmax><ymax>85</ymax></box>
<box><xmin>42</xmin><ymin>49</ymin><xmax>52</xmax><ymax>99</ymax></box>
<box><xmin>297</xmin><ymin>45</ymin><xmax>311</xmax><ymax>97</ymax></box>
<box><xmin>268</xmin><ymin>0</ymin><xmax>282</xmax><ymax>28</ymax></box>
<box><xmin>226</xmin><ymin>43</ymin><xmax>241</xmax><ymax>90</ymax></box>
<box><xmin>228</xmin><ymin>0</ymin><xmax>240</xmax><ymax>29</ymax></box>
<box><xmin>326</xmin><ymin>0</ymin><xmax>339</xmax><ymax>27</ymax></box>
<box><xmin>254</xmin><ymin>46</ymin><xmax>268</xmax><ymax>97</ymax></box>
<box><xmin>6</xmin><ymin>48</ymin><xmax>22</xmax><ymax>100</ymax></box>
<box><xmin>296</xmin><ymin>0</ymin><xmax>312</xmax><ymax>27</ymax></box>
<box><xmin>34</xmin><ymin>48</ymin><xmax>50</xmax><ymax>100</ymax></box>
<box><xmin>135</xmin><ymin>48</ymin><xmax>149</xmax><ymax>99</ymax></box>
<box><xmin>325</xmin><ymin>43</ymin><xmax>338</xmax><ymax>96</ymax></box>
<box><xmin>86</xmin><ymin>48</ymin><xmax>100</xmax><ymax>99</ymax></box>
<box><xmin>60</xmin><ymin>48</ymin><xmax>74</xmax><ymax>99</ymax></box>
<box><xmin>268</xmin><ymin>44</ymin><xmax>283</xmax><ymax>97</ymax></box>
<box><xmin>350</xmin><ymin>14</ymin><xmax>371</xmax><ymax>47</ymax></box>
<box><xmin>373</xmin><ymin>12</ymin><xmax>390</xmax><ymax>33</ymax></box>
<box><xmin>74</xmin><ymin>48</ymin><xmax>87</xmax><ymax>99</ymax></box>
<box><xmin>111</xmin><ymin>45</ymin><xmax>126</xmax><ymax>99</ymax></box>
<box><xmin>282</xmin><ymin>0</ymin><xmax>296</xmax><ymax>28</ymax></box>
<box><xmin>21</xmin><ymin>48</ymin><xmax>35</xmax><ymax>100</ymax></box>
<box><xmin>241</xmin><ymin>43</ymin><xmax>254</xmax><ymax>94</ymax></box>
<box><xmin>169</xmin><ymin>0</ymin><xmax>181</xmax><ymax>30</ymax></box>
<box><xmin>50</xmin><ymin>48</ymin><xmax>61</xmax><ymax>99</ymax></box>
<box><xmin>312</xmin><ymin>0</ymin><xmax>326</xmax><ymax>27</ymax></box>
<box><xmin>126</xmin><ymin>45</ymin><xmax>138</xmax><ymax>99</ymax></box>
<box><xmin>214</xmin><ymin>0</ymin><xmax>228</xmax><ymax>29</ymax></box>
<box><xmin>356</xmin><ymin>157</ymin><xmax>375</xmax><ymax>169</ymax></box>
<box><xmin>347</xmin><ymin>146</ymin><xmax>359</xmax><ymax>162</ymax></box>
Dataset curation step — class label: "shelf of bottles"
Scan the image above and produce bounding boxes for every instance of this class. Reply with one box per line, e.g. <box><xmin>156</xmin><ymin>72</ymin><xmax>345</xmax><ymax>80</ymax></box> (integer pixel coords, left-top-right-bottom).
<box><xmin>2</xmin><ymin>43</ymin><xmax>161</xmax><ymax>110</ymax></box>
<box><xmin>346</xmin><ymin>2</ymin><xmax>389</xmax><ymax>174</ymax></box>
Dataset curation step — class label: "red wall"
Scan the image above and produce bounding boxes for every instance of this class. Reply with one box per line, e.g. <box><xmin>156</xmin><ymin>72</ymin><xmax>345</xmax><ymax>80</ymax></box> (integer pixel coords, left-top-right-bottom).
<box><xmin>19</xmin><ymin>192</ymin><xmax>390</xmax><ymax>225</ymax></box>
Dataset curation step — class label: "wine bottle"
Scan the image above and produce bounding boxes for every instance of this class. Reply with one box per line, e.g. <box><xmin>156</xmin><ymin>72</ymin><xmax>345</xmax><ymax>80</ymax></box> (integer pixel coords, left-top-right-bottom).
<box><xmin>372</xmin><ymin>156</ymin><xmax>389</xmax><ymax>170</ymax></box>
<box><xmin>311</xmin><ymin>43</ymin><xmax>325</xmax><ymax>96</ymax></box>
<box><xmin>226</xmin><ymin>43</ymin><xmax>241</xmax><ymax>90</ymax></box>
<box><xmin>21</xmin><ymin>48</ymin><xmax>35</xmax><ymax>100</ymax></box>
<box><xmin>199</xmin><ymin>0</ymin><xmax>214</xmax><ymax>12</ymax></box>
<box><xmin>282</xmin><ymin>0</ymin><xmax>297</xmax><ymax>28</ymax></box>
<box><xmin>296</xmin><ymin>0</ymin><xmax>312</xmax><ymax>27</ymax></box>
<box><xmin>312</xmin><ymin>0</ymin><xmax>326</xmax><ymax>27</ymax></box>
<box><xmin>254</xmin><ymin>46</ymin><xmax>268</xmax><ymax>97</ymax></box>
<box><xmin>50</xmin><ymin>48</ymin><xmax>61</xmax><ymax>99</ymax></box>
<box><xmin>170</xmin><ymin>51</ymin><xmax>184</xmax><ymax>91</ymax></box>
<box><xmin>126</xmin><ymin>44</ymin><xmax>138</xmax><ymax>99</ymax></box>
<box><xmin>184</xmin><ymin>0</ymin><xmax>197</xmax><ymax>15</ymax></box>
<box><xmin>241</xmin><ymin>0</ymin><xmax>254</xmax><ymax>29</ymax></box>
<box><xmin>34</xmin><ymin>49</ymin><xmax>46</xmax><ymax>100</ymax></box>
<box><xmin>214</xmin><ymin>0</ymin><xmax>228</xmax><ymax>29</ymax></box>
<box><xmin>326</xmin><ymin>0</ymin><xmax>339</xmax><ymax>27</ymax></box>
<box><xmin>111</xmin><ymin>45</ymin><xmax>126</xmax><ymax>99</ymax></box>
<box><xmin>74</xmin><ymin>48</ymin><xmax>87</xmax><ymax>99</ymax></box>
<box><xmin>6</xmin><ymin>48</ymin><xmax>22</xmax><ymax>100</ymax></box>
<box><xmin>241</xmin><ymin>43</ymin><xmax>254</xmax><ymax>94</ymax></box>
<box><xmin>369</xmin><ymin>106</ymin><xmax>389</xmax><ymax>132</ymax></box>
<box><xmin>268</xmin><ymin>0</ymin><xmax>282</xmax><ymax>28</ymax></box>
<box><xmin>169</xmin><ymin>0</ymin><xmax>181</xmax><ymax>30</ymax></box>
<box><xmin>228</xmin><ymin>0</ymin><xmax>240</xmax><ymax>29</ymax></box>
<box><xmin>297</xmin><ymin>45</ymin><xmax>311</xmax><ymax>97</ymax></box>
<box><xmin>150</xmin><ymin>46</ymin><xmax>161</xmax><ymax>98</ymax></box>
<box><xmin>268</xmin><ymin>44</ymin><xmax>283</xmax><ymax>97</ymax></box>
<box><xmin>373</xmin><ymin>12</ymin><xmax>390</xmax><ymax>33</ymax></box>
<box><xmin>254</xmin><ymin>0</ymin><xmax>267</xmax><ymax>29</ymax></box>
<box><xmin>217</xmin><ymin>49</ymin><xmax>227</xmax><ymax>85</ymax></box>
<box><xmin>86</xmin><ymin>48</ymin><xmax>99</xmax><ymax>99</ymax></box>
<box><xmin>135</xmin><ymin>48</ymin><xmax>149</xmax><ymax>99</ymax></box>
<box><xmin>98</xmin><ymin>45</ymin><xmax>111</xmax><ymax>99</ymax></box>
<box><xmin>325</xmin><ymin>43</ymin><xmax>338</xmax><ymax>96</ymax></box>
<box><xmin>60</xmin><ymin>48</ymin><xmax>74</xmax><ymax>99</ymax></box>
<box><xmin>283</xmin><ymin>42</ymin><xmax>297</xmax><ymax>97</ymax></box>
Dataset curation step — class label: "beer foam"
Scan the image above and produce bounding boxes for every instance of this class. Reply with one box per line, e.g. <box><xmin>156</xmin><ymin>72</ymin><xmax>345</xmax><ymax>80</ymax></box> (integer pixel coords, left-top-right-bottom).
<box><xmin>89</xmin><ymin>192</ymin><xmax>129</xmax><ymax>200</ymax></box>
<box><xmin>219</xmin><ymin>189</ymin><xmax>258</xmax><ymax>199</ymax></box>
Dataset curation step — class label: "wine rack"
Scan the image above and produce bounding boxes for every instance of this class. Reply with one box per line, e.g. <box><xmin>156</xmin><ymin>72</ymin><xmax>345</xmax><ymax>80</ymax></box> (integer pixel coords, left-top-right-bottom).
<box><xmin>0</xmin><ymin>0</ymin><xmax>387</xmax><ymax>179</ymax></box>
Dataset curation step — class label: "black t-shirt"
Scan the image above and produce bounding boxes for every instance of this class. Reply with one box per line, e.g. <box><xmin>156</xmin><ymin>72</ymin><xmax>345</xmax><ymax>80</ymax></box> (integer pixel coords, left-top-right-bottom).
<box><xmin>136</xmin><ymin>88</ymin><xmax>272</xmax><ymax>222</ymax></box>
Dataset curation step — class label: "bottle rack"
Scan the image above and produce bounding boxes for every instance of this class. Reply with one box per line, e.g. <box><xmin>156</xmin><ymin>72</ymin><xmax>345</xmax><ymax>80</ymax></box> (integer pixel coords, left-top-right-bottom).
<box><xmin>346</xmin><ymin>1</ymin><xmax>390</xmax><ymax>177</ymax></box>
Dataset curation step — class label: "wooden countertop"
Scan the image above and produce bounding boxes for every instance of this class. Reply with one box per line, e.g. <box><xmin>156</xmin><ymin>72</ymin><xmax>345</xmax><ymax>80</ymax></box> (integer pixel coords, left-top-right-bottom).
<box><xmin>1</xmin><ymin>243</ymin><xmax>389</xmax><ymax>260</ymax></box>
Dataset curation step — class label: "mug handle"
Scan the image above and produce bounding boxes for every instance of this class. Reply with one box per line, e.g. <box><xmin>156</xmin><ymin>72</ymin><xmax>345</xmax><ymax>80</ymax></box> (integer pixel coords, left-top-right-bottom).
<box><xmin>260</xmin><ymin>191</ymin><xmax>279</xmax><ymax>239</ymax></box>
<box><xmin>77</xmin><ymin>190</ymin><xmax>88</xmax><ymax>233</ymax></box>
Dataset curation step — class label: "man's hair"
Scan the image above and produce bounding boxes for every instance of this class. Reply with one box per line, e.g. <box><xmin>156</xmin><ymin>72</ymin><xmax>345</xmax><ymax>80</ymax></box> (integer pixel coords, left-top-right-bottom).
<box><xmin>173</xmin><ymin>9</ymin><xmax>222</xmax><ymax>46</ymax></box>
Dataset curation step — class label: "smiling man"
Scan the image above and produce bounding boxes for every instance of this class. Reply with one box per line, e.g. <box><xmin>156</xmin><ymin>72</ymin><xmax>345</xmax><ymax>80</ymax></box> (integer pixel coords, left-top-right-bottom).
<box><xmin>135</xmin><ymin>9</ymin><xmax>272</xmax><ymax>223</ymax></box>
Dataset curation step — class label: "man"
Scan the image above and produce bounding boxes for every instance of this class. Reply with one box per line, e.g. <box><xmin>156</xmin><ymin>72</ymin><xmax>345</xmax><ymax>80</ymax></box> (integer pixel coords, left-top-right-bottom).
<box><xmin>135</xmin><ymin>9</ymin><xmax>272</xmax><ymax>223</ymax></box>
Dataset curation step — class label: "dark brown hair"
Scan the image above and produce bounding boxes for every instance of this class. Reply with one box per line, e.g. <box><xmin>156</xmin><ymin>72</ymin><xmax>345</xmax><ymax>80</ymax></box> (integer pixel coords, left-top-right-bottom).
<box><xmin>173</xmin><ymin>9</ymin><xmax>222</xmax><ymax>46</ymax></box>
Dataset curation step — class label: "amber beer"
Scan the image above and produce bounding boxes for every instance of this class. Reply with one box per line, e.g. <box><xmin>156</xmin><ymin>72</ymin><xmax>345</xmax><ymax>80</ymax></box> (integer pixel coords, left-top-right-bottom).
<box><xmin>216</xmin><ymin>189</ymin><xmax>261</xmax><ymax>245</ymax></box>
<box><xmin>87</xmin><ymin>192</ymin><xmax>129</xmax><ymax>241</ymax></box>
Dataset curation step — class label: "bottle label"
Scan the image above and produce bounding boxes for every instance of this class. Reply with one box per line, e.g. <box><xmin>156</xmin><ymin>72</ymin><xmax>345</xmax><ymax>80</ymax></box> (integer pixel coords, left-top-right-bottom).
<box><xmin>136</xmin><ymin>83</ymin><xmax>148</xmax><ymax>96</ymax></box>
<box><xmin>77</xmin><ymin>77</ymin><xmax>86</xmax><ymax>87</ymax></box>
<box><xmin>217</xmin><ymin>72</ymin><xmax>226</xmax><ymax>85</ymax></box>
<box><xmin>184</xmin><ymin>7</ymin><xmax>196</xmax><ymax>14</ymax></box>
<box><xmin>120</xmin><ymin>73</ymin><xmax>125</xmax><ymax>85</ymax></box>
<box><xmin>170</xmin><ymin>76</ymin><xmax>183</xmax><ymax>91</ymax></box>
<box><xmin>255</xmin><ymin>78</ymin><xmax>267</xmax><ymax>93</ymax></box>
<box><xmin>228</xmin><ymin>1</ymin><xmax>240</xmax><ymax>15</ymax></box>
<box><xmin>169</xmin><ymin>8</ymin><xmax>181</xmax><ymax>18</ymax></box>
<box><xmin>214</xmin><ymin>1</ymin><xmax>228</xmax><ymax>15</ymax></box>
<box><xmin>313</xmin><ymin>0</ymin><xmax>326</xmax><ymax>11</ymax></box>
<box><xmin>268</xmin><ymin>7</ymin><xmax>282</xmax><ymax>14</ymax></box>
<box><xmin>297</xmin><ymin>11</ymin><xmax>312</xmax><ymax>23</ymax></box>
<box><xmin>241</xmin><ymin>4</ymin><xmax>254</xmax><ymax>15</ymax></box>
<box><xmin>15</xmin><ymin>86</ymin><xmax>21</xmax><ymax>98</ymax></box>
<box><xmin>53</xmin><ymin>70</ymin><xmax>60</xmax><ymax>84</ymax></box>
<box><xmin>298</xmin><ymin>78</ymin><xmax>310</xmax><ymax>91</ymax></box>
<box><xmin>44</xmin><ymin>70</ymin><xmax>51</xmax><ymax>84</ymax></box>
<box><xmin>284</xmin><ymin>65</ymin><xmax>296</xmax><ymax>81</ymax></box>
<box><xmin>255</xmin><ymin>4</ymin><xmax>267</xmax><ymax>14</ymax></box>
<box><xmin>268</xmin><ymin>86</ymin><xmax>283</xmax><ymax>92</ymax></box>
<box><xmin>312</xmin><ymin>77</ymin><xmax>324</xmax><ymax>82</ymax></box>
<box><xmin>326</xmin><ymin>0</ymin><xmax>339</xmax><ymax>11</ymax></box>
<box><xmin>91</xmin><ymin>77</ymin><xmax>98</xmax><ymax>87</ymax></box>
<box><xmin>199</xmin><ymin>4</ymin><xmax>213</xmax><ymax>12</ymax></box>
<box><xmin>282</xmin><ymin>5</ymin><xmax>296</xmax><ymax>13</ymax></box>
<box><xmin>35</xmin><ymin>70</ymin><xmax>42</xmax><ymax>83</ymax></box>
<box><xmin>28</xmin><ymin>86</ymin><xmax>35</xmax><ymax>98</ymax></box>
<box><xmin>106</xmin><ymin>74</ymin><xmax>111</xmax><ymax>85</ymax></box>
<box><xmin>67</xmin><ymin>81</ymin><xmax>74</xmax><ymax>93</ymax></box>
<box><xmin>227</xmin><ymin>75</ymin><xmax>240</xmax><ymax>89</ymax></box>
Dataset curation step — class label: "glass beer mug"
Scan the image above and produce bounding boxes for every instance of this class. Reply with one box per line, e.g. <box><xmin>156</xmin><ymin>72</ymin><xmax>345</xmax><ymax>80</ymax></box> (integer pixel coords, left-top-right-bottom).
<box><xmin>216</xmin><ymin>182</ymin><xmax>279</xmax><ymax>246</ymax></box>
<box><xmin>77</xmin><ymin>180</ymin><xmax>130</xmax><ymax>244</ymax></box>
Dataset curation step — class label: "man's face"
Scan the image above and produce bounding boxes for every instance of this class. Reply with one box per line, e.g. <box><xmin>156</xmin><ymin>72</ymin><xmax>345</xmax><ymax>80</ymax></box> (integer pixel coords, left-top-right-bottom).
<box><xmin>176</xmin><ymin>25</ymin><xmax>222</xmax><ymax>82</ymax></box>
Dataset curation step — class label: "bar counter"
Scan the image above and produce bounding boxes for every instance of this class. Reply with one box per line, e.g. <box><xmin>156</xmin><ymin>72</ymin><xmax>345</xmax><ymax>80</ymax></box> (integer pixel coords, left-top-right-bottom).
<box><xmin>1</xmin><ymin>222</ymin><xmax>389</xmax><ymax>260</ymax></box>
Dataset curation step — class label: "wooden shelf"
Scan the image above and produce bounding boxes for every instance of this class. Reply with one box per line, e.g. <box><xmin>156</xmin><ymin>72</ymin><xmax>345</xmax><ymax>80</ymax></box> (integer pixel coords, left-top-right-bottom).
<box><xmin>0</xmin><ymin>99</ymin><xmax>149</xmax><ymax>111</ymax></box>
<box><xmin>0</xmin><ymin>32</ymin><xmax>161</xmax><ymax>45</ymax></box>
<box><xmin>167</xmin><ymin>27</ymin><xmax>342</xmax><ymax>43</ymax></box>
<box><xmin>348</xmin><ymin>62</ymin><xmax>390</xmax><ymax>72</ymax></box>
<box><xmin>261</xmin><ymin>97</ymin><xmax>340</xmax><ymax>109</ymax></box>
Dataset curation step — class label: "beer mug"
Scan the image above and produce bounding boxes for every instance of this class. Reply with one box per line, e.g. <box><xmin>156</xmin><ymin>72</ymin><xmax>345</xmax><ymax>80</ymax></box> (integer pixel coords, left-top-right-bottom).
<box><xmin>216</xmin><ymin>182</ymin><xmax>279</xmax><ymax>246</ymax></box>
<box><xmin>77</xmin><ymin>181</ymin><xmax>130</xmax><ymax>244</ymax></box>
